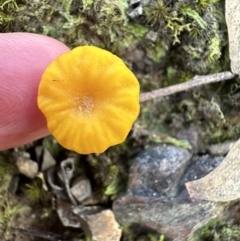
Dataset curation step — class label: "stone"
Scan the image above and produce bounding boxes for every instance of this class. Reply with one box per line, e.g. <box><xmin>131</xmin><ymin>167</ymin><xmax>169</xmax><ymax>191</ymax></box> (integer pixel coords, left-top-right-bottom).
<box><xmin>127</xmin><ymin>145</ymin><xmax>192</xmax><ymax>200</ymax></box>
<box><xmin>113</xmin><ymin>145</ymin><xmax>225</xmax><ymax>240</ymax></box>
<box><xmin>73</xmin><ymin>207</ymin><xmax>122</xmax><ymax>241</ymax></box>
<box><xmin>113</xmin><ymin>197</ymin><xmax>223</xmax><ymax>241</ymax></box>
<box><xmin>16</xmin><ymin>156</ymin><xmax>38</xmax><ymax>179</ymax></box>
<box><xmin>40</xmin><ymin>148</ymin><xmax>56</xmax><ymax>171</ymax></box>
<box><xmin>179</xmin><ymin>155</ymin><xmax>223</xmax><ymax>189</ymax></box>
<box><xmin>130</xmin><ymin>0</ymin><xmax>141</xmax><ymax>5</ymax></box>
<box><xmin>71</xmin><ymin>177</ymin><xmax>92</xmax><ymax>203</ymax></box>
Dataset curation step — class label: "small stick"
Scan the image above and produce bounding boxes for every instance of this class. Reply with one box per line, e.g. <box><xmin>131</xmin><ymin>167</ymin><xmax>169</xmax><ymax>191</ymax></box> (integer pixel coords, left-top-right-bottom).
<box><xmin>140</xmin><ymin>71</ymin><xmax>236</xmax><ymax>102</ymax></box>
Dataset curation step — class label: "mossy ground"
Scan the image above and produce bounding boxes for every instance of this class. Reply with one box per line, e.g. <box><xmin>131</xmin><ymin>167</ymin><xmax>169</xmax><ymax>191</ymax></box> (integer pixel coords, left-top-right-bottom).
<box><xmin>0</xmin><ymin>0</ymin><xmax>231</xmax><ymax>146</ymax></box>
<box><xmin>190</xmin><ymin>218</ymin><xmax>240</xmax><ymax>241</ymax></box>
<box><xmin>1</xmin><ymin>0</ymin><xmax>240</xmax><ymax>240</ymax></box>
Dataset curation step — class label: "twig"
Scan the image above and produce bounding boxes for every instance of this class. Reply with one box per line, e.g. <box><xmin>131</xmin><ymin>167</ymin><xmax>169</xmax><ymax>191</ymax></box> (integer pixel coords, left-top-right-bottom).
<box><xmin>140</xmin><ymin>71</ymin><xmax>236</xmax><ymax>102</ymax></box>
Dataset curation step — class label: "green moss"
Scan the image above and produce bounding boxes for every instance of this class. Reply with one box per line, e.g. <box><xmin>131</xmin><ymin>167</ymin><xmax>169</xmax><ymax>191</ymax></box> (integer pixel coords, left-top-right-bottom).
<box><xmin>190</xmin><ymin>218</ymin><xmax>240</xmax><ymax>241</ymax></box>
<box><xmin>0</xmin><ymin>0</ymin><xmax>228</xmax><ymax>80</ymax></box>
<box><xmin>195</xmin><ymin>0</ymin><xmax>220</xmax><ymax>12</ymax></box>
<box><xmin>0</xmin><ymin>154</ymin><xmax>30</xmax><ymax>234</ymax></box>
<box><xmin>82</xmin><ymin>0</ymin><xmax>93</xmax><ymax>10</ymax></box>
<box><xmin>144</xmin><ymin>0</ymin><xmax>170</xmax><ymax>28</ymax></box>
<box><xmin>148</xmin><ymin>234</ymin><xmax>165</xmax><ymax>241</ymax></box>
<box><xmin>208</xmin><ymin>35</ymin><xmax>221</xmax><ymax>62</ymax></box>
<box><xmin>146</xmin><ymin>40</ymin><xmax>167</xmax><ymax>63</ymax></box>
<box><xmin>180</xmin><ymin>6</ymin><xmax>207</xmax><ymax>29</ymax></box>
<box><xmin>166</xmin><ymin>66</ymin><xmax>194</xmax><ymax>85</ymax></box>
<box><xmin>138</xmin><ymin>77</ymin><xmax>240</xmax><ymax>146</ymax></box>
<box><xmin>25</xmin><ymin>179</ymin><xmax>51</xmax><ymax>204</ymax></box>
<box><xmin>144</xmin><ymin>0</ymin><xmax>227</xmax><ymax>74</ymax></box>
<box><xmin>0</xmin><ymin>195</ymin><xmax>30</xmax><ymax>232</ymax></box>
<box><xmin>0</xmin><ymin>0</ymin><xmax>19</xmax><ymax>30</ymax></box>
<box><xmin>122</xmin><ymin>224</ymin><xmax>166</xmax><ymax>241</ymax></box>
<box><xmin>121</xmin><ymin>224</ymin><xmax>135</xmax><ymax>241</ymax></box>
<box><xmin>42</xmin><ymin>136</ymin><xmax>63</xmax><ymax>158</ymax></box>
<box><xmin>87</xmin><ymin>142</ymin><xmax>129</xmax><ymax>200</ymax></box>
<box><xmin>0</xmin><ymin>154</ymin><xmax>18</xmax><ymax>194</ymax></box>
<box><xmin>150</xmin><ymin>134</ymin><xmax>192</xmax><ymax>149</ymax></box>
<box><xmin>104</xmin><ymin>164</ymin><xmax>128</xmax><ymax>198</ymax></box>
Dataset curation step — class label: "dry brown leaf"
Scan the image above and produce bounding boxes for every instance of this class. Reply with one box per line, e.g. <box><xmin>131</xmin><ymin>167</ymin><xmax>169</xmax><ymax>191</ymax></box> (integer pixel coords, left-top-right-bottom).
<box><xmin>185</xmin><ymin>138</ymin><xmax>240</xmax><ymax>202</ymax></box>
<box><xmin>225</xmin><ymin>0</ymin><xmax>240</xmax><ymax>76</ymax></box>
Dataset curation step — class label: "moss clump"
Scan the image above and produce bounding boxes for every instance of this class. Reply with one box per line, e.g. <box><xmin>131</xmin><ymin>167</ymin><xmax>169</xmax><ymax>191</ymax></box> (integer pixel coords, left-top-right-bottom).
<box><xmin>1</xmin><ymin>1</ymin><xmax>136</xmax><ymax>51</ymax></box>
<box><xmin>0</xmin><ymin>0</ymin><xmax>228</xmax><ymax>80</ymax></box>
<box><xmin>121</xmin><ymin>223</ymin><xmax>166</xmax><ymax>241</ymax></box>
<box><xmin>144</xmin><ymin>0</ymin><xmax>226</xmax><ymax>74</ymax></box>
<box><xmin>0</xmin><ymin>0</ymin><xmax>19</xmax><ymax>30</ymax></box>
<box><xmin>137</xmin><ymin>78</ymin><xmax>240</xmax><ymax>146</ymax></box>
<box><xmin>0</xmin><ymin>195</ymin><xmax>30</xmax><ymax>232</ymax></box>
<box><xmin>190</xmin><ymin>218</ymin><xmax>240</xmax><ymax>241</ymax></box>
<box><xmin>87</xmin><ymin>142</ymin><xmax>129</xmax><ymax>201</ymax></box>
<box><xmin>0</xmin><ymin>154</ymin><xmax>18</xmax><ymax>194</ymax></box>
<box><xmin>25</xmin><ymin>178</ymin><xmax>51</xmax><ymax>204</ymax></box>
<box><xmin>0</xmin><ymin>154</ymin><xmax>30</xmax><ymax>234</ymax></box>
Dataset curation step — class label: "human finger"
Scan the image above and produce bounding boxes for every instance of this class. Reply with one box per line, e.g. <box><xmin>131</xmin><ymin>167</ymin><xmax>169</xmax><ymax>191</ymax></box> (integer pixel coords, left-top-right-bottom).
<box><xmin>0</xmin><ymin>32</ymin><xmax>70</xmax><ymax>150</ymax></box>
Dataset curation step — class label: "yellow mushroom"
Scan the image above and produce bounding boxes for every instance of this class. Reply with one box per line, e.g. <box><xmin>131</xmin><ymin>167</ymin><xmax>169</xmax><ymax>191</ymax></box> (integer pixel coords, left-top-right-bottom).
<box><xmin>38</xmin><ymin>46</ymin><xmax>140</xmax><ymax>154</ymax></box>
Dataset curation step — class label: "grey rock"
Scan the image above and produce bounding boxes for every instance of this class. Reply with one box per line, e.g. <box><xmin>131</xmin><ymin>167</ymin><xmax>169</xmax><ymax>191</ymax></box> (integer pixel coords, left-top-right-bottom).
<box><xmin>113</xmin><ymin>145</ymin><xmax>225</xmax><ymax>240</ymax></box>
<box><xmin>130</xmin><ymin>0</ymin><xmax>141</xmax><ymax>5</ymax></box>
<box><xmin>179</xmin><ymin>155</ymin><xmax>223</xmax><ymax>188</ymax></box>
<box><xmin>40</xmin><ymin>148</ymin><xmax>56</xmax><ymax>171</ymax></box>
<box><xmin>128</xmin><ymin>0</ymin><xmax>143</xmax><ymax>19</ymax></box>
<box><xmin>71</xmin><ymin>177</ymin><xmax>92</xmax><ymax>203</ymax></box>
<box><xmin>127</xmin><ymin>145</ymin><xmax>192</xmax><ymax>200</ymax></box>
<box><xmin>113</xmin><ymin>197</ymin><xmax>223</xmax><ymax>241</ymax></box>
<box><xmin>127</xmin><ymin>6</ymin><xmax>143</xmax><ymax>18</ymax></box>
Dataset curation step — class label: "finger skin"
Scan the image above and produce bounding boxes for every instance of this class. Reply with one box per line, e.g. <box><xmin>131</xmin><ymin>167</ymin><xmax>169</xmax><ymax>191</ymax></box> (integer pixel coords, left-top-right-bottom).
<box><xmin>0</xmin><ymin>33</ymin><xmax>70</xmax><ymax>150</ymax></box>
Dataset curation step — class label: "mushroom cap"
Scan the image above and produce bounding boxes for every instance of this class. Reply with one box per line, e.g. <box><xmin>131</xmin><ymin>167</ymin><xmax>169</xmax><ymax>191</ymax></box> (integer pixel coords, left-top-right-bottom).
<box><xmin>38</xmin><ymin>46</ymin><xmax>140</xmax><ymax>154</ymax></box>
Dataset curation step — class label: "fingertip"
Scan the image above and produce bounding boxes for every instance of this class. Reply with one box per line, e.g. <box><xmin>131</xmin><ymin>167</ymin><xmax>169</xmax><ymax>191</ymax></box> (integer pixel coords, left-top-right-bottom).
<box><xmin>0</xmin><ymin>33</ymin><xmax>70</xmax><ymax>150</ymax></box>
